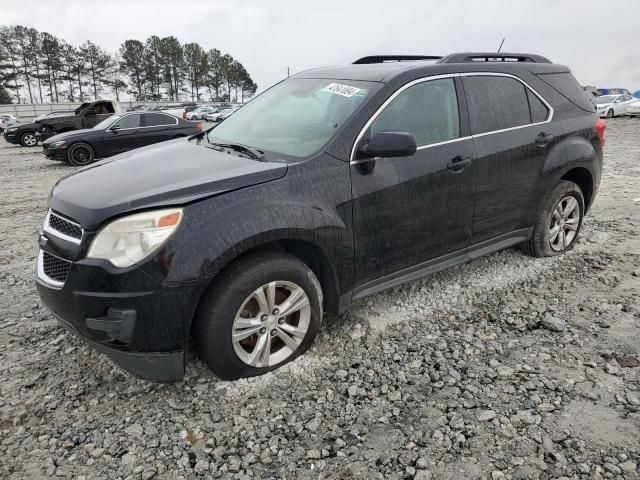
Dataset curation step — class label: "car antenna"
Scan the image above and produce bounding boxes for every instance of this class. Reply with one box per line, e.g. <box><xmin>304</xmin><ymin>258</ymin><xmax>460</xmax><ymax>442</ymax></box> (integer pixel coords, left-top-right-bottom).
<box><xmin>497</xmin><ymin>37</ymin><xmax>506</xmax><ymax>54</ymax></box>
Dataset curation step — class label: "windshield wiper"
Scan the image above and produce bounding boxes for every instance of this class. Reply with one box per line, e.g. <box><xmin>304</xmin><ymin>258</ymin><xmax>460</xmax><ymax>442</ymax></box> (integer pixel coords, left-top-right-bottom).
<box><xmin>210</xmin><ymin>142</ymin><xmax>265</xmax><ymax>161</ymax></box>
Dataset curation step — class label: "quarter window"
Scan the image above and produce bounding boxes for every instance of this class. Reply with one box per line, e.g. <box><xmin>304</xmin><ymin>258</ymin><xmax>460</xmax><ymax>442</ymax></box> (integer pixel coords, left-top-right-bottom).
<box><xmin>144</xmin><ymin>113</ymin><xmax>174</xmax><ymax>126</ymax></box>
<box><xmin>527</xmin><ymin>89</ymin><xmax>550</xmax><ymax>123</ymax></box>
<box><xmin>370</xmin><ymin>78</ymin><xmax>460</xmax><ymax>147</ymax></box>
<box><xmin>463</xmin><ymin>76</ymin><xmax>533</xmax><ymax>135</ymax></box>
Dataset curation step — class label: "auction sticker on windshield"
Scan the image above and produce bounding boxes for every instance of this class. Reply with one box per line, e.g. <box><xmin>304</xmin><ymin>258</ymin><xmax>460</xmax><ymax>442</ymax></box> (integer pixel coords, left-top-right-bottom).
<box><xmin>322</xmin><ymin>83</ymin><xmax>362</xmax><ymax>98</ymax></box>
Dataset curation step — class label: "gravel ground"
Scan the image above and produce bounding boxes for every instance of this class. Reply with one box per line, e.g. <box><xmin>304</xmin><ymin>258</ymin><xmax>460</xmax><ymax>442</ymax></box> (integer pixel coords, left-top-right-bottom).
<box><xmin>0</xmin><ymin>120</ymin><xmax>639</xmax><ymax>480</ymax></box>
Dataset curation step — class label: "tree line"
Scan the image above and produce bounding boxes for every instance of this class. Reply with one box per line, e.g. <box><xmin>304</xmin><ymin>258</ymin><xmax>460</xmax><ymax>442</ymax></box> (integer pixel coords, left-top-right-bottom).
<box><xmin>0</xmin><ymin>25</ymin><xmax>257</xmax><ymax>105</ymax></box>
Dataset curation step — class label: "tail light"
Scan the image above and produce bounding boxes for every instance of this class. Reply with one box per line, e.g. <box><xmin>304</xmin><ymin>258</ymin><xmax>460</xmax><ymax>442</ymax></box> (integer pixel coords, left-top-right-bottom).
<box><xmin>595</xmin><ymin>117</ymin><xmax>606</xmax><ymax>146</ymax></box>
<box><xmin>182</xmin><ymin>112</ymin><xmax>187</xmax><ymax>119</ymax></box>
<box><xmin>195</xmin><ymin>123</ymin><xmax>203</xmax><ymax>131</ymax></box>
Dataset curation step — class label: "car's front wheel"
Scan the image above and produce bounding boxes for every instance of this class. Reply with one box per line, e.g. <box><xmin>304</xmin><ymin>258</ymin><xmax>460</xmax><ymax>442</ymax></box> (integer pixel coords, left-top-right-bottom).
<box><xmin>20</xmin><ymin>131</ymin><xmax>38</xmax><ymax>147</ymax></box>
<box><xmin>522</xmin><ymin>180</ymin><xmax>585</xmax><ymax>257</ymax></box>
<box><xmin>194</xmin><ymin>252</ymin><xmax>323</xmax><ymax>380</ymax></box>
<box><xmin>606</xmin><ymin>109</ymin><xmax>614</xmax><ymax>118</ymax></box>
<box><xmin>67</xmin><ymin>142</ymin><xmax>95</xmax><ymax>166</ymax></box>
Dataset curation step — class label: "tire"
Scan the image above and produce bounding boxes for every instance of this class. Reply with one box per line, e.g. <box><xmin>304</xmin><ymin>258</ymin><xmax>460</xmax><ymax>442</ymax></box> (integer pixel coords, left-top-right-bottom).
<box><xmin>606</xmin><ymin>109</ymin><xmax>614</xmax><ymax>118</ymax></box>
<box><xmin>521</xmin><ymin>180</ymin><xmax>585</xmax><ymax>257</ymax></box>
<box><xmin>194</xmin><ymin>252</ymin><xmax>323</xmax><ymax>380</ymax></box>
<box><xmin>67</xmin><ymin>142</ymin><xmax>95</xmax><ymax>166</ymax></box>
<box><xmin>19</xmin><ymin>131</ymin><xmax>38</xmax><ymax>147</ymax></box>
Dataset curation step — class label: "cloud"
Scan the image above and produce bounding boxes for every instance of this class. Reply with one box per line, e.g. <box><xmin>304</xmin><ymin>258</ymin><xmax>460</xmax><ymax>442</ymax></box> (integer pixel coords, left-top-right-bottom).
<box><xmin>3</xmin><ymin>0</ymin><xmax>639</xmax><ymax>93</ymax></box>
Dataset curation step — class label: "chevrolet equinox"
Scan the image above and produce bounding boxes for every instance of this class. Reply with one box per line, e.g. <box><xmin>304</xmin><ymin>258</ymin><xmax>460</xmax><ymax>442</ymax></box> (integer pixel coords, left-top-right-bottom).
<box><xmin>36</xmin><ymin>52</ymin><xmax>605</xmax><ymax>381</ymax></box>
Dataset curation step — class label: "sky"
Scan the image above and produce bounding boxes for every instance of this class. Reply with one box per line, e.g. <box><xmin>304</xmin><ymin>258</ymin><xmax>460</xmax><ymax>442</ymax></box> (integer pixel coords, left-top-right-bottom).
<box><xmin>3</xmin><ymin>0</ymin><xmax>640</xmax><ymax>96</ymax></box>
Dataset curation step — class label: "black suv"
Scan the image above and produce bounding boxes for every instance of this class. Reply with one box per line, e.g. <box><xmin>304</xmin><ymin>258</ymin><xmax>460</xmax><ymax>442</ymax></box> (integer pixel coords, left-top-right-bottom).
<box><xmin>35</xmin><ymin>52</ymin><xmax>605</xmax><ymax>381</ymax></box>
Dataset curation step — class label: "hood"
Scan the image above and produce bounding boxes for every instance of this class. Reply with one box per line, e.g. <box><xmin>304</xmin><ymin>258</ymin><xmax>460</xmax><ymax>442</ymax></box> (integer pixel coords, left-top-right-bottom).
<box><xmin>48</xmin><ymin>138</ymin><xmax>288</xmax><ymax>228</ymax></box>
<box><xmin>37</xmin><ymin>115</ymin><xmax>76</xmax><ymax>127</ymax></box>
<box><xmin>44</xmin><ymin>129</ymin><xmax>97</xmax><ymax>144</ymax></box>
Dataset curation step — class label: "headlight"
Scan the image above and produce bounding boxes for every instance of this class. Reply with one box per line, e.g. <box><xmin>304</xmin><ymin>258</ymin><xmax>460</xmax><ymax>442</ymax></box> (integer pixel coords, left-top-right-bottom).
<box><xmin>51</xmin><ymin>140</ymin><xmax>66</xmax><ymax>147</ymax></box>
<box><xmin>87</xmin><ymin>208</ymin><xmax>183</xmax><ymax>267</ymax></box>
<box><xmin>7</xmin><ymin>127</ymin><xmax>17</xmax><ymax>132</ymax></box>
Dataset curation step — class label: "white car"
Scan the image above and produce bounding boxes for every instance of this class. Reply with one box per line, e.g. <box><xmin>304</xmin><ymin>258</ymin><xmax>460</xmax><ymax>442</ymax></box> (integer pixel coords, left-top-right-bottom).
<box><xmin>625</xmin><ymin>98</ymin><xmax>640</xmax><ymax>117</ymax></box>
<box><xmin>204</xmin><ymin>106</ymin><xmax>241</xmax><ymax>123</ymax></box>
<box><xmin>0</xmin><ymin>114</ymin><xmax>18</xmax><ymax>132</ymax></box>
<box><xmin>186</xmin><ymin>106</ymin><xmax>217</xmax><ymax>120</ymax></box>
<box><xmin>596</xmin><ymin>94</ymin><xmax>637</xmax><ymax>118</ymax></box>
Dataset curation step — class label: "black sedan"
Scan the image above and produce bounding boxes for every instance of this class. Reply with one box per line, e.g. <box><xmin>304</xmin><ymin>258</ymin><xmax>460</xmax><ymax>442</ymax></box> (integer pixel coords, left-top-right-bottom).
<box><xmin>42</xmin><ymin>112</ymin><xmax>204</xmax><ymax>166</ymax></box>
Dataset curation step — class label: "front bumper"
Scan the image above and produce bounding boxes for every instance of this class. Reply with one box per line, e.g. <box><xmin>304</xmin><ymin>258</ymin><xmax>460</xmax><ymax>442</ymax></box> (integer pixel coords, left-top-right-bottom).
<box><xmin>36</xmin><ymin>245</ymin><xmax>209</xmax><ymax>381</ymax></box>
<box><xmin>3</xmin><ymin>131</ymin><xmax>20</xmax><ymax>144</ymax></box>
<box><xmin>42</xmin><ymin>144</ymin><xmax>67</xmax><ymax>161</ymax></box>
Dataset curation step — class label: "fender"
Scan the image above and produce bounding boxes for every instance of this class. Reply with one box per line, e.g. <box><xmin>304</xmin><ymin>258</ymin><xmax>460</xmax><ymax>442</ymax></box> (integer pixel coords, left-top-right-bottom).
<box><xmin>139</xmin><ymin>164</ymin><xmax>354</xmax><ymax>296</ymax></box>
<box><xmin>541</xmin><ymin>116</ymin><xmax>601</xmax><ymax>207</ymax></box>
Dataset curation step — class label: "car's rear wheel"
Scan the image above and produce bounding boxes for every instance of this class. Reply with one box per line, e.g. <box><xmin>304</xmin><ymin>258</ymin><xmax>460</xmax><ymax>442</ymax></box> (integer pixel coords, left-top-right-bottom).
<box><xmin>20</xmin><ymin>132</ymin><xmax>38</xmax><ymax>147</ymax></box>
<box><xmin>194</xmin><ymin>252</ymin><xmax>323</xmax><ymax>380</ymax></box>
<box><xmin>521</xmin><ymin>180</ymin><xmax>585</xmax><ymax>257</ymax></box>
<box><xmin>67</xmin><ymin>142</ymin><xmax>95</xmax><ymax>166</ymax></box>
<box><xmin>606</xmin><ymin>109</ymin><xmax>614</xmax><ymax>118</ymax></box>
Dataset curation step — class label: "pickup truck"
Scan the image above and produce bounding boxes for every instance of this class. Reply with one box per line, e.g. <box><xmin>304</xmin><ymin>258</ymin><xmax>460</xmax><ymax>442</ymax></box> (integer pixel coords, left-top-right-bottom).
<box><xmin>35</xmin><ymin>100</ymin><xmax>120</xmax><ymax>142</ymax></box>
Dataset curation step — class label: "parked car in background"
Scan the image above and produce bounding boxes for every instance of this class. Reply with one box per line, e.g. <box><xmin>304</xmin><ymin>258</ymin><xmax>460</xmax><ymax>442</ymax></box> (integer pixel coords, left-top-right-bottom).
<box><xmin>186</xmin><ymin>106</ymin><xmax>219</xmax><ymax>120</ymax></box>
<box><xmin>35</xmin><ymin>52</ymin><xmax>603</xmax><ymax>381</ymax></box>
<box><xmin>0</xmin><ymin>114</ymin><xmax>18</xmax><ymax>132</ymax></box>
<box><xmin>127</xmin><ymin>104</ymin><xmax>152</xmax><ymax>112</ymax></box>
<box><xmin>159</xmin><ymin>104</ymin><xmax>185</xmax><ymax>118</ymax></box>
<box><xmin>625</xmin><ymin>98</ymin><xmax>640</xmax><ymax>117</ymax></box>
<box><xmin>35</xmin><ymin>100</ymin><xmax>119</xmax><ymax>142</ymax></box>
<box><xmin>203</xmin><ymin>105</ymin><xmax>241</xmax><ymax>122</ymax></box>
<box><xmin>41</xmin><ymin>111</ymin><xmax>203</xmax><ymax>166</ymax></box>
<box><xmin>596</xmin><ymin>94</ymin><xmax>636</xmax><ymax>118</ymax></box>
<box><xmin>4</xmin><ymin>122</ymin><xmax>42</xmax><ymax>146</ymax></box>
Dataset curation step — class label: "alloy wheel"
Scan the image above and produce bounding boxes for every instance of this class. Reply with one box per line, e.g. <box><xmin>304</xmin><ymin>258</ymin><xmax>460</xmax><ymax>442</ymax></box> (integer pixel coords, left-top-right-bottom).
<box><xmin>549</xmin><ymin>195</ymin><xmax>581</xmax><ymax>251</ymax></box>
<box><xmin>22</xmin><ymin>134</ymin><xmax>37</xmax><ymax>146</ymax></box>
<box><xmin>232</xmin><ymin>281</ymin><xmax>311</xmax><ymax>367</ymax></box>
<box><xmin>69</xmin><ymin>144</ymin><xmax>93</xmax><ymax>165</ymax></box>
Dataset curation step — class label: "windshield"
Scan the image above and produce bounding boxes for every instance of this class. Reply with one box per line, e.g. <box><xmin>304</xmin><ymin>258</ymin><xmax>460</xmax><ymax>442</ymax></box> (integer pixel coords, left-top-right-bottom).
<box><xmin>597</xmin><ymin>95</ymin><xmax>617</xmax><ymax>104</ymax></box>
<box><xmin>93</xmin><ymin>114</ymin><xmax>121</xmax><ymax>130</ymax></box>
<box><xmin>208</xmin><ymin>78</ymin><xmax>376</xmax><ymax>158</ymax></box>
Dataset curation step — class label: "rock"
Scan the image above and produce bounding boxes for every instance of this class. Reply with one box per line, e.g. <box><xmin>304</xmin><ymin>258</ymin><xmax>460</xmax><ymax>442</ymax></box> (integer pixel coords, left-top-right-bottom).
<box><xmin>307</xmin><ymin>449</ymin><xmax>322</xmax><ymax>459</ymax></box>
<box><xmin>124</xmin><ymin>423</ymin><xmax>144</xmax><ymax>436</ymax></box>
<box><xmin>227</xmin><ymin>456</ymin><xmax>241</xmax><ymax>473</ymax></box>
<box><xmin>477</xmin><ymin>409</ymin><xmax>497</xmax><ymax>421</ymax></box>
<box><xmin>496</xmin><ymin>366</ymin><xmax>515</xmax><ymax>377</ymax></box>
<box><xmin>540</xmin><ymin>315</ymin><xmax>566</xmax><ymax>332</ymax></box>
<box><xmin>194</xmin><ymin>460</ymin><xmax>209</xmax><ymax>475</ymax></box>
<box><xmin>415</xmin><ymin>470</ymin><xmax>433</xmax><ymax>480</ymax></box>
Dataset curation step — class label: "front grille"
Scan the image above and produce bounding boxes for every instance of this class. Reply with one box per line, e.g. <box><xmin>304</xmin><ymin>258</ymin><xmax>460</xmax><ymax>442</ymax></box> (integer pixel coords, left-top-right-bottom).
<box><xmin>42</xmin><ymin>252</ymin><xmax>71</xmax><ymax>283</ymax></box>
<box><xmin>48</xmin><ymin>211</ymin><xmax>82</xmax><ymax>240</ymax></box>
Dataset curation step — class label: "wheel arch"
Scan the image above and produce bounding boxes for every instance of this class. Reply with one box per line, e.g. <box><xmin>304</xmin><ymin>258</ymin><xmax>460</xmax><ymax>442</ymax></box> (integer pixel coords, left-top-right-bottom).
<box><xmin>560</xmin><ymin>167</ymin><xmax>594</xmax><ymax>211</ymax></box>
<box><xmin>200</xmin><ymin>236</ymin><xmax>342</xmax><ymax>315</ymax></box>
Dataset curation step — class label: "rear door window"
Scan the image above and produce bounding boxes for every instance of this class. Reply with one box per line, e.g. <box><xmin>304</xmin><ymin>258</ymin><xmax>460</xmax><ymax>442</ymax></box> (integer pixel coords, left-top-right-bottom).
<box><xmin>370</xmin><ymin>78</ymin><xmax>460</xmax><ymax>147</ymax></box>
<box><xmin>463</xmin><ymin>76</ymin><xmax>532</xmax><ymax>135</ymax></box>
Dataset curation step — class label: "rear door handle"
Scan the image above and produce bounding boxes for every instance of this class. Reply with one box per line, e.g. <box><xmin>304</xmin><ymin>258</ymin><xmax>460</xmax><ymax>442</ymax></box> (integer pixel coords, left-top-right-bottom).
<box><xmin>447</xmin><ymin>155</ymin><xmax>472</xmax><ymax>172</ymax></box>
<box><xmin>535</xmin><ymin>132</ymin><xmax>554</xmax><ymax>147</ymax></box>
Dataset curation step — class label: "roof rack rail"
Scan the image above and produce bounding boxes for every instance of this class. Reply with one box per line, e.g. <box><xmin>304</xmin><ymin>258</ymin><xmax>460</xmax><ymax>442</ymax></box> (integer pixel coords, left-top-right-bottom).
<box><xmin>353</xmin><ymin>55</ymin><xmax>442</xmax><ymax>64</ymax></box>
<box><xmin>437</xmin><ymin>52</ymin><xmax>552</xmax><ymax>64</ymax></box>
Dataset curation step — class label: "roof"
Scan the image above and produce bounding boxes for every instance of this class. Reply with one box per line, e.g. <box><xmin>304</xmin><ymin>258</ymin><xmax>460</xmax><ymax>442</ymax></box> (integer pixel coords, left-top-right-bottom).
<box><xmin>294</xmin><ymin>52</ymin><xmax>567</xmax><ymax>83</ymax></box>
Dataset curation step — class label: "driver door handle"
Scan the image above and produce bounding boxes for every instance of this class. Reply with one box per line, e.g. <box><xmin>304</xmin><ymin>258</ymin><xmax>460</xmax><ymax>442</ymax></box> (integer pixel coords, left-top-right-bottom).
<box><xmin>447</xmin><ymin>155</ymin><xmax>472</xmax><ymax>172</ymax></box>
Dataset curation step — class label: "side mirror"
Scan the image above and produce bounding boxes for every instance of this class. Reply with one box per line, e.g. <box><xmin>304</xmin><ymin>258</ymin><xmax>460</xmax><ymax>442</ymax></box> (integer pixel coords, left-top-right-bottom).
<box><xmin>358</xmin><ymin>131</ymin><xmax>417</xmax><ymax>159</ymax></box>
<box><xmin>110</xmin><ymin>124</ymin><xmax>121</xmax><ymax>132</ymax></box>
